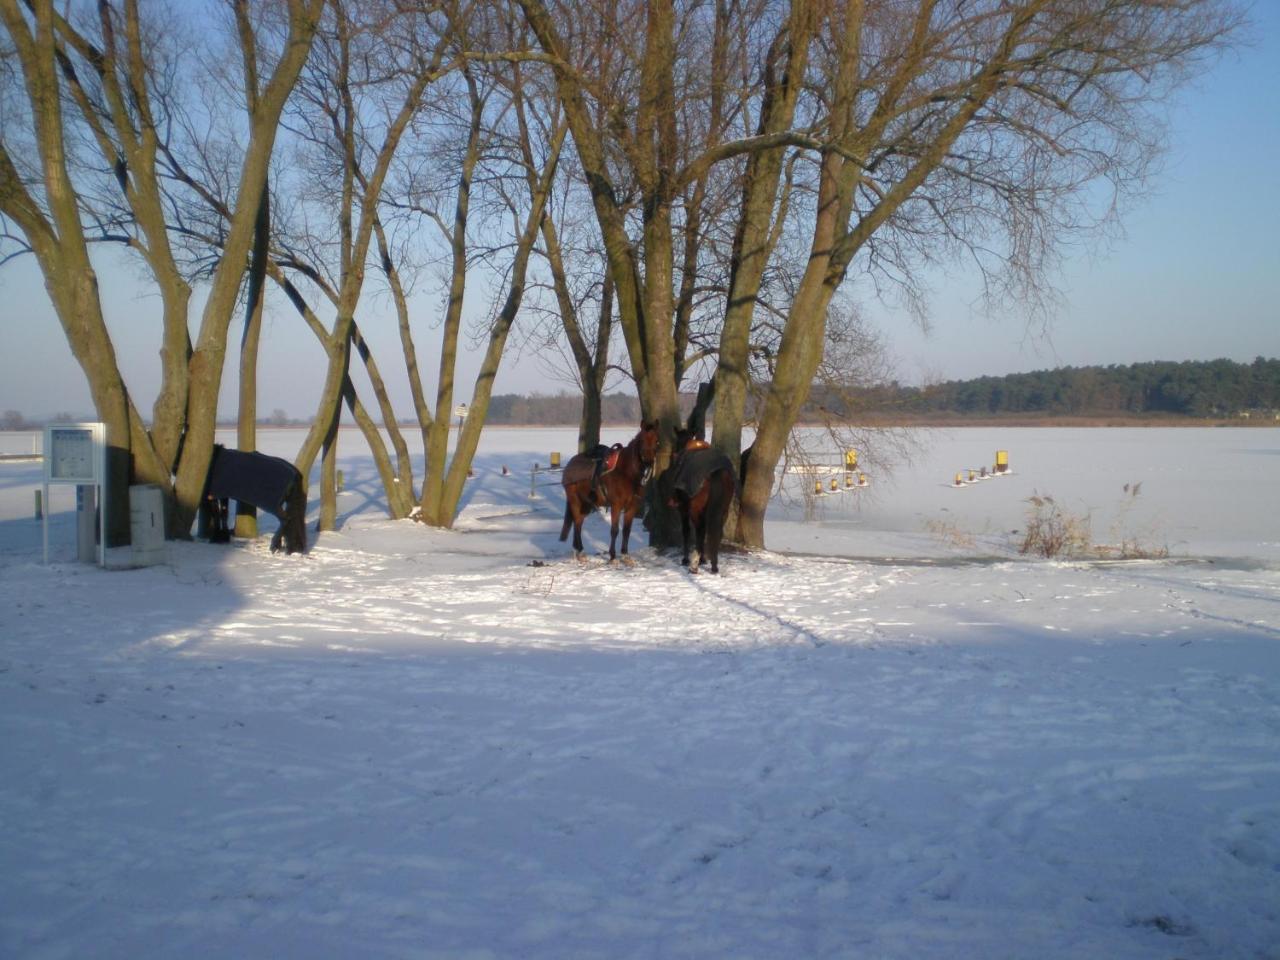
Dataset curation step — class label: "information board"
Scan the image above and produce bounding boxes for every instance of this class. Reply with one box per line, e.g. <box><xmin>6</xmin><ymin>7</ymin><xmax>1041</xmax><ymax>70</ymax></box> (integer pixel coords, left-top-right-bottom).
<box><xmin>47</xmin><ymin>426</ymin><xmax>101</xmax><ymax>482</ymax></box>
<box><xmin>43</xmin><ymin>422</ymin><xmax>106</xmax><ymax>564</ymax></box>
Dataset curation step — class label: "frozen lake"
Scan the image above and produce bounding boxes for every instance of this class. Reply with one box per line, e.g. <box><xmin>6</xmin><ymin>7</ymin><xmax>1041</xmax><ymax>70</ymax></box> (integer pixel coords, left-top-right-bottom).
<box><xmin>8</xmin><ymin>424</ymin><xmax>1275</xmax><ymax>561</ymax></box>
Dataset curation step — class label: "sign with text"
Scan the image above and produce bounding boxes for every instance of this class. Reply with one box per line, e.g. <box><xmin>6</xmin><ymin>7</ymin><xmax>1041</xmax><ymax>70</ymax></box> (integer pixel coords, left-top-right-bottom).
<box><xmin>46</xmin><ymin>425</ymin><xmax>102</xmax><ymax>483</ymax></box>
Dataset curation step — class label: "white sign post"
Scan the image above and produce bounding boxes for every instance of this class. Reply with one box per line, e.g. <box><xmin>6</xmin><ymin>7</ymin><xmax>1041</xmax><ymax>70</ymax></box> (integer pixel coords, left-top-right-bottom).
<box><xmin>43</xmin><ymin>422</ymin><xmax>107</xmax><ymax>566</ymax></box>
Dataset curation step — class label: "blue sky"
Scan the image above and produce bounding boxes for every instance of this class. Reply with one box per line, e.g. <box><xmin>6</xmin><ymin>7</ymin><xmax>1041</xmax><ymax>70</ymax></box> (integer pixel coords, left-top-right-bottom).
<box><xmin>1</xmin><ymin>5</ymin><xmax>1277</xmax><ymax>419</ymax></box>
<box><xmin>873</xmin><ymin>3</ymin><xmax>1280</xmax><ymax>385</ymax></box>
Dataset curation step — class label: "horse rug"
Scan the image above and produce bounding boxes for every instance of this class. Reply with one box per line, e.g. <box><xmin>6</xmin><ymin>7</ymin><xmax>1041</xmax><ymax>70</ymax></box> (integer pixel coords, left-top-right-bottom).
<box><xmin>206</xmin><ymin>446</ymin><xmax>301</xmax><ymax>514</ymax></box>
<box><xmin>672</xmin><ymin>447</ymin><xmax>734</xmax><ymax>496</ymax></box>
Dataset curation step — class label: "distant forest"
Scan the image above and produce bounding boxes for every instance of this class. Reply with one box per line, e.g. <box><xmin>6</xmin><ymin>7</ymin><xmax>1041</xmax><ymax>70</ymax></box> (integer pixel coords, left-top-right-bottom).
<box><xmin>14</xmin><ymin>358</ymin><xmax>1266</xmax><ymax>430</ymax></box>
<box><xmin>476</xmin><ymin>358</ymin><xmax>1280</xmax><ymax>425</ymax></box>
<box><xmin>831</xmin><ymin>357</ymin><xmax>1280</xmax><ymax>419</ymax></box>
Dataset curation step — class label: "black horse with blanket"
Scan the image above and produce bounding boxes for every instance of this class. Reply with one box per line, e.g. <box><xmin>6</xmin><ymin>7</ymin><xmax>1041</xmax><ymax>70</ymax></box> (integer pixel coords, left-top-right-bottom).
<box><xmin>201</xmin><ymin>445</ymin><xmax>307</xmax><ymax>554</ymax></box>
<box><xmin>667</xmin><ymin>437</ymin><xmax>736</xmax><ymax>574</ymax></box>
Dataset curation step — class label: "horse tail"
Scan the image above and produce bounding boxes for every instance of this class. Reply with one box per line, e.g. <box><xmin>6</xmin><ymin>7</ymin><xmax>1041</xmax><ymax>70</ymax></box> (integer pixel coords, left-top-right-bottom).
<box><xmin>560</xmin><ymin>501</ymin><xmax>572</xmax><ymax>542</ymax></box>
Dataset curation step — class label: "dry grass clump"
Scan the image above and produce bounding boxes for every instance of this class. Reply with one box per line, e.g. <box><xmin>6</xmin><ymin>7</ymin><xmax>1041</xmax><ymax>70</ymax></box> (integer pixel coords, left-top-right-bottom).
<box><xmin>1018</xmin><ymin>494</ymin><xmax>1094</xmax><ymax>559</ymax></box>
<box><xmin>924</xmin><ymin>516</ymin><xmax>977</xmax><ymax>550</ymax></box>
<box><xmin>1096</xmin><ymin>482</ymin><xmax>1169</xmax><ymax>559</ymax></box>
<box><xmin>1018</xmin><ymin>485</ymin><xmax>1168</xmax><ymax>560</ymax></box>
<box><xmin>1094</xmin><ymin>538</ymin><xmax>1170</xmax><ymax>560</ymax></box>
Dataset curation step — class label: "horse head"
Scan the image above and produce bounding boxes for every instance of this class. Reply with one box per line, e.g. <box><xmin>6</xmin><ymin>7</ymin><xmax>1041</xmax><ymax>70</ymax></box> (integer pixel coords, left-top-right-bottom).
<box><xmin>636</xmin><ymin>421</ymin><xmax>660</xmax><ymax>480</ymax></box>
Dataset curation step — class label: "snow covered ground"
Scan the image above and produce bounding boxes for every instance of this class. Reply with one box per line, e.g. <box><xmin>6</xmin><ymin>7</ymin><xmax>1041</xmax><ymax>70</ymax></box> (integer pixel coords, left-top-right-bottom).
<box><xmin>1</xmin><ymin>426</ymin><xmax>1277</xmax><ymax>959</ymax></box>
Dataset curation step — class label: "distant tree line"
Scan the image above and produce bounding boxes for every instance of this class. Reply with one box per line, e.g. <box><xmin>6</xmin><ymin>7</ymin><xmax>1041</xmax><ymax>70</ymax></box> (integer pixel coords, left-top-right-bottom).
<box><xmin>12</xmin><ymin>357</ymin><xmax>1274</xmax><ymax>434</ymax></box>
<box><xmin>815</xmin><ymin>358</ymin><xmax>1280</xmax><ymax>419</ymax></box>
<box><xmin>482</xmin><ymin>392</ymin><xmax>713</xmax><ymax>426</ymax></box>
<box><xmin>2</xmin><ymin>410</ymin><xmax>104</xmax><ymax>430</ymax></box>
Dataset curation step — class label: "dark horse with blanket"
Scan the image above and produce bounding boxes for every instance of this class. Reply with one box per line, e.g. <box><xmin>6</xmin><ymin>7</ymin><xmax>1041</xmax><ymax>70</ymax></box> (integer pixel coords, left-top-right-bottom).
<box><xmin>560</xmin><ymin>422</ymin><xmax>659</xmax><ymax>562</ymax></box>
<box><xmin>201</xmin><ymin>445</ymin><xmax>307</xmax><ymax>554</ymax></box>
<box><xmin>668</xmin><ymin>432</ymin><xmax>737</xmax><ymax>574</ymax></box>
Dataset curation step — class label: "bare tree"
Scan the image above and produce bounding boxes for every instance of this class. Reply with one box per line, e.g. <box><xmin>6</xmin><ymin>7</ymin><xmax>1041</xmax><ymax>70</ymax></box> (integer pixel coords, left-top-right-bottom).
<box><xmin>257</xmin><ymin>0</ymin><xmax>565</xmax><ymax>530</ymax></box>
<box><xmin>730</xmin><ymin>0</ymin><xmax>1241</xmax><ymax>546</ymax></box>
<box><xmin>270</xmin><ymin>0</ymin><xmax>460</xmax><ymax>529</ymax></box>
<box><xmin>415</xmin><ymin>18</ymin><xmax>567</xmax><ymax>527</ymax></box>
<box><xmin>518</xmin><ymin>79</ymin><xmax>621</xmax><ymax>452</ymax></box>
<box><xmin>514</xmin><ymin>0</ymin><xmax>1241</xmax><ymax>549</ymax></box>
<box><xmin>0</xmin><ymin>0</ymin><xmax>324</xmax><ymax>540</ymax></box>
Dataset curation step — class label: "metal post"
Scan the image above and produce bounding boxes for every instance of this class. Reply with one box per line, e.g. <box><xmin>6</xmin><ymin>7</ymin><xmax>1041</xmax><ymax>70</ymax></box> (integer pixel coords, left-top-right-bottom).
<box><xmin>76</xmin><ymin>484</ymin><xmax>96</xmax><ymax>563</ymax></box>
<box><xmin>34</xmin><ymin>489</ymin><xmax>42</xmax><ymax>520</ymax></box>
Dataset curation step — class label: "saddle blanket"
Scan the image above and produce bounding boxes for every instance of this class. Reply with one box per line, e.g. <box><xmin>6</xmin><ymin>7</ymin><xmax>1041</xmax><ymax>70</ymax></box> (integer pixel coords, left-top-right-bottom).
<box><xmin>672</xmin><ymin>447</ymin><xmax>734</xmax><ymax>496</ymax></box>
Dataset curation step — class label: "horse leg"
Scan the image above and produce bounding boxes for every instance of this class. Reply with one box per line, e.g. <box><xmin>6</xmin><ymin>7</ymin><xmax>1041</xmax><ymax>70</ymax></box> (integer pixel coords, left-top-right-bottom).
<box><xmin>619</xmin><ymin>502</ymin><xmax>637</xmax><ymax>561</ymax></box>
<box><xmin>608</xmin><ymin>505</ymin><xmax>620</xmax><ymax>562</ymax></box>
<box><xmin>694</xmin><ymin>508</ymin><xmax>708</xmax><ymax>572</ymax></box>
<box><xmin>560</xmin><ymin>502</ymin><xmax>573</xmax><ymax>542</ymax></box>
<box><xmin>670</xmin><ymin>491</ymin><xmax>691</xmax><ymax>568</ymax></box>
<box><xmin>572</xmin><ymin>500</ymin><xmax>587</xmax><ymax>555</ymax></box>
<box><xmin>706</xmin><ymin>512</ymin><xmax>723</xmax><ymax>574</ymax></box>
<box><xmin>270</xmin><ymin>483</ymin><xmax>304</xmax><ymax>554</ymax></box>
<box><xmin>688</xmin><ymin>483</ymin><xmax>712</xmax><ymax>572</ymax></box>
<box><xmin>676</xmin><ymin>497</ymin><xmax>693</xmax><ymax>567</ymax></box>
<box><xmin>705</xmin><ymin>473</ymin><xmax>731</xmax><ymax>574</ymax></box>
<box><xmin>209</xmin><ymin>498</ymin><xmax>231</xmax><ymax>544</ymax></box>
<box><xmin>289</xmin><ymin>484</ymin><xmax>308</xmax><ymax>554</ymax></box>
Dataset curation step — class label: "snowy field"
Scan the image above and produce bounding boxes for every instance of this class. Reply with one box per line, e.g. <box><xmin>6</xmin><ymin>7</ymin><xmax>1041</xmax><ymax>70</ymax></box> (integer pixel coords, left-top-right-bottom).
<box><xmin>1</xmin><ymin>426</ymin><xmax>1277</xmax><ymax>959</ymax></box>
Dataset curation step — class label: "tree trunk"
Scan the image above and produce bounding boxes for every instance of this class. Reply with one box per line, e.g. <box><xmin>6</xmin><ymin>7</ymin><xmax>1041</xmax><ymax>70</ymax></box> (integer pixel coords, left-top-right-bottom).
<box><xmin>419</xmin><ymin>72</ymin><xmax>482</xmax><ymax>528</ymax></box>
<box><xmin>736</xmin><ymin>281</ymin><xmax>834</xmax><ymax>547</ymax></box>
<box><xmin>319</xmin><ymin>422</ymin><xmax>337</xmax><ymax>532</ymax></box>
<box><xmin>341</xmin><ymin>370</ymin><xmax>414</xmax><ymax>518</ymax></box>
<box><xmin>582</xmin><ymin>271</ymin><xmax>613</xmax><ymax>452</ymax></box>
<box><xmin>712</xmin><ymin>6</ymin><xmax>814</xmax><ymax>477</ymax></box>
<box><xmin>167</xmin><ymin>0</ymin><xmax>325</xmax><ymax>539</ymax></box>
<box><xmin>235</xmin><ymin>180</ymin><xmax>270</xmax><ymax>539</ymax></box>
<box><xmin>350</xmin><ymin>324</ymin><xmax>415</xmax><ymax>517</ymax></box>
<box><xmin>234</xmin><ymin>289</ymin><xmax>263</xmax><ymax>539</ymax></box>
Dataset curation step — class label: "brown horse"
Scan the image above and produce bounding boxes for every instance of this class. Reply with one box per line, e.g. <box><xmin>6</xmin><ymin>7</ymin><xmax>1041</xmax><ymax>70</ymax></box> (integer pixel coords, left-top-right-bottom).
<box><xmin>560</xmin><ymin>422</ymin><xmax>659</xmax><ymax>561</ymax></box>
<box><xmin>667</xmin><ymin>433</ymin><xmax>737</xmax><ymax>574</ymax></box>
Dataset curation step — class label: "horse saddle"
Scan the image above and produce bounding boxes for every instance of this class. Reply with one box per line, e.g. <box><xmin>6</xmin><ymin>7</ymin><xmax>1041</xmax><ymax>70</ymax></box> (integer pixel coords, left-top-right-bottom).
<box><xmin>601</xmin><ymin>444</ymin><xmax>623</xmax><ymax>474</ymax></box>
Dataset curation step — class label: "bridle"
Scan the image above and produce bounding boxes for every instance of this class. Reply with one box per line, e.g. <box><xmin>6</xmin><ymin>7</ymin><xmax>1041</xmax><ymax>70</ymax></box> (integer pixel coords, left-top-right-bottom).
<box><xmin>633</xmin><ymin>430</ymin><xmax>658</xmax><ymax>486</ymax></box>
